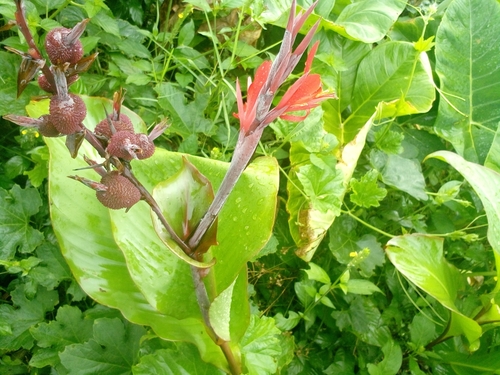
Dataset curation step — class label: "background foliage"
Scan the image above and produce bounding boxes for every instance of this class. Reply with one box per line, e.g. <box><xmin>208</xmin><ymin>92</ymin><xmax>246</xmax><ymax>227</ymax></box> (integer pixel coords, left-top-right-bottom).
<box><xmin>1</xmin><ymin>0</ymin><xmax>500</xmax><ymax>373</ymax></box>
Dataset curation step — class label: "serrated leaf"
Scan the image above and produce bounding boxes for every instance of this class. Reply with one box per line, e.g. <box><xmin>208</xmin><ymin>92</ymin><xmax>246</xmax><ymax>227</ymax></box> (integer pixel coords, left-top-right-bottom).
<box><xmin>241</xmin><ymin>315</ymin><xmax>281</xmax><ymax>375</ymax></box>
<box><xmin>29</xmin><ymin>306</ymin><xmax>93</xmax><ymax>368</ymax></box>
<box><xmin>29</xmin><ymin>242</ymin><xmax>72</xmax><ymax>290</ymax></box>
<box><xmin>209</xmin><ymin>278</ymin><xmax>236</xmax><ymax>342</ymax></box>
<box><xmin>304</xmin><ymin>262</ymin><xmax>331</xmax><ymax>284</ymax></box>
<box><xmin>374</xmin><ymin>129</ymin><xmax>404</xmax><ymax>154</ymax></box>
<box><xmin>24</xmin><ymin>146</ymin><xmax>49</xmax><ymax>187</ymax></box>
<box><xmin>367</xmin><ymin>340</ymin><xmax>402</xmax><ymax>375</ymax></box>
<box><xmin>434</xmin><ymin>0</ymin><xmax>500</xmax><ymax>164</ymax></box>
<box><xmin>133</xmin><ymin>343</ymin><xmax>224</xmax><ymax>375</ymax></box>
<box><xmin>60</xmin><ymin>318</ymin><xmax>146</xmax><ymax>375</ymax></box>
<box><xmin>0</xmin><ymin>285</ymin><xmax>58</xmax><ymax>351</ymax></box>
<box><xmin>0</xmin><ymin>185</ymin><xmax>44</xmax><ymax>259</ymax></box>
<box><xmin>409</xmin><ymin>314</ymin><xmax>437</xmax><ymax>348</ymax></box>
<box><xmin>350</xmin><ymin>170</ymin><xmax>387</xmax><ymax>208</ymax></box>
<box><xmin>155</xmin><ymin>82</ymin><xmax>213</xmax><ymax>138</ymax></box>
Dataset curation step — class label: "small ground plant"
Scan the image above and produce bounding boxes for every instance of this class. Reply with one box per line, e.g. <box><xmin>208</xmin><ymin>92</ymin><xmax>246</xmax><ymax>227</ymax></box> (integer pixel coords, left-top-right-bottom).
<box><xmin>1</xmin><ymin>0</ymin><xmax>500</xmax><ymax>374</ymax></box>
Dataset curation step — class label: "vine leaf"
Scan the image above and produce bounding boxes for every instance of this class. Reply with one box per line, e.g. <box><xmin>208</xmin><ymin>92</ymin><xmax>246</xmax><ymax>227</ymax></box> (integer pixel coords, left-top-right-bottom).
<box><xmin>0</xmin><ymin>185</ymin><xmax>43</xmax><ymax>260</ymax></box>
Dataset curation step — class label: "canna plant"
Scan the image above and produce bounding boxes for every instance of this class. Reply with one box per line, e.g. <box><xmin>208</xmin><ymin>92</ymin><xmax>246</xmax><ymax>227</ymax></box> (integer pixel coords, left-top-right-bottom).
<box><xmin>4</xmin><ymin>0</ymin><xmax>334</xmax><ymax>372</ymax></box>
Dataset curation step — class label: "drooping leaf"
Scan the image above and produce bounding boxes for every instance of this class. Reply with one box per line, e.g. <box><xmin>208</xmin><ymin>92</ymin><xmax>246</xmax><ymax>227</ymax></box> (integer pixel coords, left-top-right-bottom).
<box><xmin>328</xmin><ymin>0</ymin><xmax>407</xmax><ymax>43</ymax></box>
<box><xmin>29</xmin><ymin>306</ymin><xmax>94</xmax><ymax>368</ymax></box>
<box><xmin>0</xmin><ymin>285</ymin><xmax>58</xmax><ymax>351</ymax></box>
<box><xmin>426</xmin><ymin>151</ymin><xmax>500</xmax><ymax>292</ymax></box>
<box><xmin>386</xmin><ymin>234</ymin><xmax>482</xmax><ymax>347</ymax></box>
<box><xmin>0</xmin><ymin>185</ymin><xmax>44</xmax><ymax>260</ymax></box>
<box><xmin>434</xmin><ymin>0</ymin><xmax>500</xmax><ymax>164</ymax></box>
<box><xmin>59</xmin><ymin>317</ymin><xmax>146</xmax><ymax>375</ymax></box>
<box><xmin>305</xmin><ymin>262</ymin><xmax>331</xmax><ymax>285</ymax></box>
<box><xmin>132</xmin><ymin>343</ymin><xmax>224</xmax><ymax>375</ymax></box>
<box><xmin>341</xmin><ymin>41</ymin><xmax>435</xmax><ymax>143</ymax></box>
<box><xmin>346</xmin><ymin>279</ymin><xmax>383</xmax><ymax>296</ymax></box>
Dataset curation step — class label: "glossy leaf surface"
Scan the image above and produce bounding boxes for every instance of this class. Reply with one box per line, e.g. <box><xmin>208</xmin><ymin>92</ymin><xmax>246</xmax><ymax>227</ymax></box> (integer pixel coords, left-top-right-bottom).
<box><xmin>434</xmin><ymin>0</ymin><xmax>500</xmax><ymax>164</ymax></box>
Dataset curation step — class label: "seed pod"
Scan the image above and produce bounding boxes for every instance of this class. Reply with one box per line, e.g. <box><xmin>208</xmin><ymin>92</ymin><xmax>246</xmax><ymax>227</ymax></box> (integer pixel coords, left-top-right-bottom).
<box><xmin>106</xmin><ymin>131</ymin><xmax>139</xmax><ymax>160</ymax></box>
<box><xmin>44</xmin><ymin>20</ymin><xmax>89</xmax><ymax>65</ymax></box>
<box><xmin>94</xmin><ymin>114</ymin><xmax>134</xmax><ymax>138</ymax></box>
<box><xmin>134</xmin><ymin>133</ymin><xmax>155</xmax><ymax>160</ymax></box>
<box><xmin>49</xmin><ymin>93</ymin><xmax>86</xmax><ymax>134</ymax></box>
<box><xmin>96</xmin><ymin>171</ymin><xmax>141</xmax><ymax>210</ymax></box>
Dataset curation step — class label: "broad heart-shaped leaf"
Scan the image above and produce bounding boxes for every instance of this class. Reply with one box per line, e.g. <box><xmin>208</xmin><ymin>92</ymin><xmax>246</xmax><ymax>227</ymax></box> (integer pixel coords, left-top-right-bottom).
<box><xmin>288</xmin><ymin>107</ymin><xmax>377</xmax><ymax>261</ymax></box>
<box><xmin>339</xmin><ymin>41</ymin><xmax>435</xmax><ymax>144</ymax></box>
<box><xmin>426</xmin><ymin>151</ymin><xmax>500</xmax><ymax>292</ymax></box>
<box><xmin>0</xmin><ymin>185</ymin><xmax>43</xmax><ymax>260</ymax></box>
<box><xmin>326</xmin><ymin>0</ymin><xmax>407</xmax><ymax>43</ymax></box>
<box><xmin>151</xmin><ymin>157</ymin><xmax>217</xmax><ymax>268</ymax></box>
<box><xmin>434</xmin><ymin>0</ymin><xmax>500</xmax><ymax>164</ymax></box>
<box><xmin>386</xmin><ymin>234</ymin><xmax>481</xmax><ymax>347</ymax></box>
<box><xmin>40</xmin><ymin>97</ymin><xmax>228</xmax><ymax>370</ymax></box>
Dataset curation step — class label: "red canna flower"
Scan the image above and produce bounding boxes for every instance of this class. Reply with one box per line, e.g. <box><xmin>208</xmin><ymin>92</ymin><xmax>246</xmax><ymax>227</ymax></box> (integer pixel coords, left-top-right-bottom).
<box><xmin>233</xmin><ymin>0</ymin><xmax>335</xmax><ymax>135</ymax></box>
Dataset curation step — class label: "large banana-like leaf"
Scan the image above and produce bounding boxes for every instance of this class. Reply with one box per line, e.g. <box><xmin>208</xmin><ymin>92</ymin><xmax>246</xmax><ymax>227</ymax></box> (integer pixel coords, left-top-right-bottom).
<box><xmin>434</xmin><ymin>0</ymin><xmax>500</xmax><ymax>164</ymax></box>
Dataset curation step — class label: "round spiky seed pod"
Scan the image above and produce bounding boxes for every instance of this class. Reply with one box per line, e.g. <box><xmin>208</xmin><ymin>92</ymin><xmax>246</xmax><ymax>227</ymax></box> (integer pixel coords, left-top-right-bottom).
<box><xmin>38</xmin><ymin>74</ymin><xmax>79</xmax><ymax>94</ymax></box>
<box><xmin>96</xmin><ymin>171</ymin><xmax>141</xmax><ymax>210</ymax></box>
<box><xmin>49</xmin><ymin>93</ymin><xmax>86</xmax><ymax>135</ymax></box>
<box><xmin>135</xmin><ymin>134</ymin><xmax>156</xmax><ymax>160</ymax></box>
<box><xmin>45</xmin><ymin>27</ymin><xmax>84</xmax><ymax>65</ymax></box>
<box><xmin>106</xmin><ymin>131</ymin><xmax>138</xmax><ymax>160</ymax></box>
<box><xmin>94</xmin><ymin>114</ymin><xmax>134</xmax><ymax>139</ymax></box>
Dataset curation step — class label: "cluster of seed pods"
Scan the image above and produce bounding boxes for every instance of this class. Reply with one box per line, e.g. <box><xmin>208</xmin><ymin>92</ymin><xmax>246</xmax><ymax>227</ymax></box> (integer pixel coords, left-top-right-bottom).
<box><xmin>4</xmin><ymin>14</ymin><xmax>166</xmax><ymax>211</ymax></box>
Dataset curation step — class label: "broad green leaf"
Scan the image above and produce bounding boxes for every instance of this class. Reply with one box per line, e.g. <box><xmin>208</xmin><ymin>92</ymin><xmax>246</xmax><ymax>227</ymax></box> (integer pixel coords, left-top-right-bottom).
<box><xmin>367</xmin><ymin>340</ymin><xmax>402</xmax><ymax>375</ymax></box>
<box><xmin>350</xmin><ymin>170</ymin><xmax>387</xmax><ymax>208</ymax></box>
<box><xmin>59</xmin><ymin>318</ymin><xmax>145</xmax><ymax>375</ymax></box>
<box><xmin>29</xmin><ymin>306</ymin><xmax>93</xmax><ymax>368</ymax></box>
<box><xmin>370</xmin><ymin>150</ymin><xmax>428</xmax><ymax>201</ymax></box>
<box><xmin>331</xmin><ymin>0</ymin><xmax>407</xmax><ymax>43</ymax></box>
<box><xmin>154</xmin><ymin>82</ymin><xmax>213</xmax><ymax>139</ymax></box>
<box><xmin>29</xmin><ymin>242</ymin><xmax>72</xmax><ymax>290</ymax></box>
<box><xmin>386</xmin><ymin>234</ymin><xmax>482</xmax><ymax>346</ymax></box>
<box><xmin>209</xmin><ymin>278</ymin><xmax>236</xmax><ymax>342</ymax></box>
<box><xmin>434</xmin><ymin>0</ymin><xmax>500</xmax><ymax>164</ymax></box>
<box><xmin>346</xmin><ymin>279</ymin><xmax>383</xmax><ymax>296</ymax></box>
<box><xmin>41</xmin><ymin>97</ymin><xmax>227</xmax><ymax>369</ymax></box>
<box><xmin>0</xmin><ymin>185</ymin><xmax>43</xmax><ymax>260</ymax></box>
<box><xmin>240</xmin><ymin>315</ymin><xmax>281</xmax><ymax>375</ymax></box>
<box><xmin>0</xmin><ymin>285</ymin><xmax>58</xmax><ymax>351</ymax></box>
<box><xmin>342</xmin><ymin>41</ymin><xmax>435</xmax><ymax>143</ymax></box>
<box><xmin>151</xmin><ymin>157</ymin><xmax>217</xmax><ymax>268</ymax></box>
<box><xmin>427</xmin><ymin>151</ymin><xmax>500</xmax><ymax>291</ymax></box>
<box><xmin>133</xmin><ymin>343</ymin><xmax>224</xmax><ymax>375</ymax></box>
<box><xmin>305</xmin><ymin>262</ymin><xmax>331</xmax><ymax>284</ymax></box>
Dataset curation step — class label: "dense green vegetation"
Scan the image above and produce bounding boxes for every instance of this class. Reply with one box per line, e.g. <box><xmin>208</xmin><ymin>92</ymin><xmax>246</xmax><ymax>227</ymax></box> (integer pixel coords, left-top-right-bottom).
<box><xmin>1</xmin><ymin>0</ymin><xmax>500</xmax><ymax>373</ymax></box>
